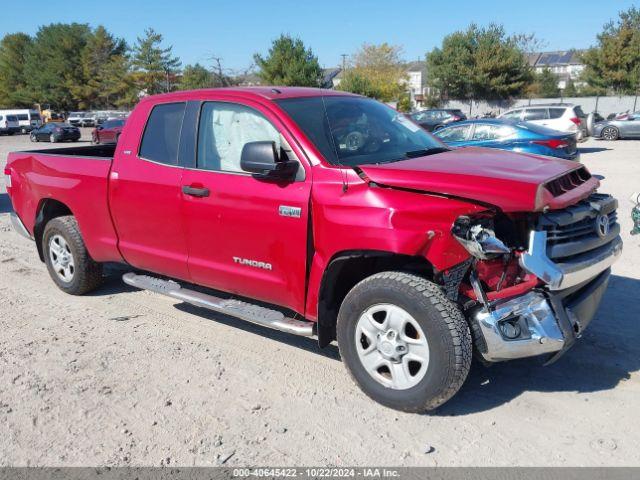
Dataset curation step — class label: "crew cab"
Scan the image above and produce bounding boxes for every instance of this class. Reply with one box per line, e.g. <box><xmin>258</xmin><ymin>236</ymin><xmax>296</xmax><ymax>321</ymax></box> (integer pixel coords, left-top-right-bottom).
<box><xmin>5</xmin><ymin>88</ymin><xmax>622</xmax><ymax>412</ymax></box>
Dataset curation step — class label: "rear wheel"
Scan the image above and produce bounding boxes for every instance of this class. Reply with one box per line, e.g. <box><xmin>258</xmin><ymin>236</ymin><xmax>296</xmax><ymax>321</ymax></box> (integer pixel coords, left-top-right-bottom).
<box><xmin>50</xmin><ymin>133</ymin><xmax>56</xmax><ymax>143</ymax></box>
<box><xmin>602</xmin><ymin>126</ymin><xmax>619</xmax><ymax>141</ymax></box>
<box><xmin>337</xmin><ymin>271</ymin><xmax>472</xmax><ymax>412</ymax></box>
<box><xmin>43</xmin><ymin>216</ymin><xmax>103</xmax><ymax>295</ymax></box>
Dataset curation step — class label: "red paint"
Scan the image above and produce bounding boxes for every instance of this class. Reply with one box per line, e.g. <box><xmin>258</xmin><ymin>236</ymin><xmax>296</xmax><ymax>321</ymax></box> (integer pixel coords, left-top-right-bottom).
<box><xmin>5</xmin><ymin>87</ymin><xmax>600</xmax><ymax>321</ymax></box>
<box><xmin>92</xmin><ymin>120</ymin><xmax>125</xmax><ymax>144</ymax></box>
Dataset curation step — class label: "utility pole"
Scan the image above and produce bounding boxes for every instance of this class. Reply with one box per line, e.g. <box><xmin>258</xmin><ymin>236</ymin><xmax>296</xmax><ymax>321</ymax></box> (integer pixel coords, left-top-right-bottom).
<box><xmin>341</xmin><ymin>54</ymin><xmax>347</xmax><ymax>71</ymax></box>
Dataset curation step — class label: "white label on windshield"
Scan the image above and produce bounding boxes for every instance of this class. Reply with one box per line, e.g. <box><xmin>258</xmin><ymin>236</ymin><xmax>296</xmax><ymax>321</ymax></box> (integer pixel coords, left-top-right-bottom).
<box><xmin>395</xmin><ymin>115</ymin><xmax>421</xmax><ymax>133</ymax></box>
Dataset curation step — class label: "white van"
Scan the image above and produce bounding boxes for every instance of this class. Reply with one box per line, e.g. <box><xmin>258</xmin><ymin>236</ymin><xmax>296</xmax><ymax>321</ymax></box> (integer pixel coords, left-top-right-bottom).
<box><xmin>0</xmin><ymin>113</ymin><xmax>20</xmax><ymax>135</ymax></box>
<box><xmin>0</xmin><ymin>109</ymin><xmax>42</xmax><ymax>134</ymax></box>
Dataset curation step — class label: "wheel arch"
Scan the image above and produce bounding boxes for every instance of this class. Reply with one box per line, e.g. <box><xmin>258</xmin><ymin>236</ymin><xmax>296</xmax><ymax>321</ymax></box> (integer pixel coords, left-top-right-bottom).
<box><xmin>33</xmin><ymin>198</ymin><xmax>73</xmax><ymax>261</ymax></box>
<box><xmin>315</xmin><ymin>250</ymin><xmax>434</xmax><ymax>347</ymax></box>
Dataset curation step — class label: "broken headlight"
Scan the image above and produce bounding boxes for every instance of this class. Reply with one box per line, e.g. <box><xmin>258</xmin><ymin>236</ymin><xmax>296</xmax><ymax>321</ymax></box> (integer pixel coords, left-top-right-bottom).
<box><xmin>452</xmin><ymin>215</ymin><xmax>511</xmax><ymax>260</ymax></box>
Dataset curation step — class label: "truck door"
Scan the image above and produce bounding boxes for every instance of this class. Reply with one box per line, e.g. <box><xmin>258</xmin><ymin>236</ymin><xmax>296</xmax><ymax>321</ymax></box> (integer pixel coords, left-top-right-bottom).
<box><xmin>180</xmin><ymin>99</ymin><xmax>311</xmax><ymax>313</ymax></box>
<box><xmin>109</xmin><ymin>101</ymin><xmax>192</xmax><ymax>280</ymax></box>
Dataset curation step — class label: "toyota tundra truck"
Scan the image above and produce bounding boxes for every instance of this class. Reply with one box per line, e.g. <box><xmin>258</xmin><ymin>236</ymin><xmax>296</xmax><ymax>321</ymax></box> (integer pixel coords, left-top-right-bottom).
<box><xmin>5</xmin><ymin>88</ymin><xmax>623</xmax><ymax>412</ymax></box>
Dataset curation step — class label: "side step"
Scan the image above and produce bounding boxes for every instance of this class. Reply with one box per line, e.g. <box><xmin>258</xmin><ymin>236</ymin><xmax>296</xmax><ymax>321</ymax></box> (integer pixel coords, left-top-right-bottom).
<box><xmin>122</xmin><ymin>273</ymin><xmax>314</xmax><ymax>336</ymax></box>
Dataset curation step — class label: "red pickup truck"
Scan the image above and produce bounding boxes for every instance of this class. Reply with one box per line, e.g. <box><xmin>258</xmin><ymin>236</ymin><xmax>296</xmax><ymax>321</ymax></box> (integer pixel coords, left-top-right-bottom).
<box><xmin>5</xmin><ymin>88</ymin><xmax>622</xmax><ymax>412</ymax></box>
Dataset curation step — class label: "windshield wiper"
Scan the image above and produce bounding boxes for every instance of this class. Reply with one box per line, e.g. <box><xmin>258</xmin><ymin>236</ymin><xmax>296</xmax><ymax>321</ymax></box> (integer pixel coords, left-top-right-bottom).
<box><xmin>404</xmin><ymin>147</ymin><xmax>450</xmax><ymax>158</ymax></box>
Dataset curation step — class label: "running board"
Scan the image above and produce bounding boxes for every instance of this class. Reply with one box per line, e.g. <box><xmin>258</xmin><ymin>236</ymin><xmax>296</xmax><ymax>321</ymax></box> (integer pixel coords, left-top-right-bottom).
<box><xmin>122</xmin><ymin>273</ymin><xmax>314</xmax><ymax>336</ymax></box>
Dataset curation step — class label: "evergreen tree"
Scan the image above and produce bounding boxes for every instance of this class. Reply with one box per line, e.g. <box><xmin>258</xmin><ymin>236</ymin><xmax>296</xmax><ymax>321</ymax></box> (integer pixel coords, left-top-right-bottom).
<box><xmin>0</xmin><ymin>33</ymin><xmax>33</xmax><ymax>108</ymax></box>
<box><xmin>132</xmin><ymin>28</ymin><xmax>181</xmax><ymax>95</ymax></box>
<box><xmin>254</xmin><ymin>34</ymin><xmax>322</xmax><ymax>87</ymax></box>
<box><xmin>178</xmin><ymin>63</ymin><xmax>213</xmax><ymax>90</ymax></box>
<box><xmin>535</xmin><ymin>68</ymin><xmax>560</xmax><ymax>98</ymax></box>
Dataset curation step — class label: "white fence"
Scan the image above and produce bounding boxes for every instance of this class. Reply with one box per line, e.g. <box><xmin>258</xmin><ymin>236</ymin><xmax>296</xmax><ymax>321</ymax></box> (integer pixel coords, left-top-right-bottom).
<box><xmin>443</xmin><ymin>95</ymin><xmax>639</xmax><ymax>117</ymax></box>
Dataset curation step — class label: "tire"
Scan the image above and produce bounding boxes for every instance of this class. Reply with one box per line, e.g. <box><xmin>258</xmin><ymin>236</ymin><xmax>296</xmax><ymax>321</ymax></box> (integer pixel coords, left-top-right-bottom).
<box><xmin>30</xmin><ymin>134</ymin><xmax>37</xmax><ymax>142</ymax></box>
<box><xmin>50</xmin><ymin>133</ymin><xmax>56</xmax><ymax>143</ymax></box>
<box><xmin>433</xmin><ymin>125</ymin><xmax>444</xmax><ymax>132</ymax></box>
<box><xmin>115</xmin><ymin>133</ymin><xmax>121</xmax><ymax>144</ymax></box>
<box><xmin>601</xmin><ymin>126</ymin><xmax>619</xmax><ymax>141</ymax></box>
<box><xmin>91</xmin><ymin>134</ymin><xmax>99</xmax><ymax>145</ymax></box>
<box><xmin>337</xmin><ymin>271</ymin><xmax>472</xmax><ymax>412</ymax></box>
<box><xmin>21</xmin><ymin>127</ymin><xmax>27</xmax><ymax>134</ymax></box>
<box><xmin>42</xmin><ymin>216</ymin><xmax>103</xmax><ymax>295</ymax></box>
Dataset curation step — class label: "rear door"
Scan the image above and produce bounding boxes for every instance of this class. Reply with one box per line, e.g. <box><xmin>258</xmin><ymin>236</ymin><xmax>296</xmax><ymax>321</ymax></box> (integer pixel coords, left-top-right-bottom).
<box><xmin>180</xmin><ymin>97</ymin><xmax>312</xmax><ymax>312</ymax></box>
<box><xmin>109</xmin><ymin>101</ymin><xmax>191</xmax><ymax>280</ymax></box>
<box><xmin>523</xmin><ymin>108</ymin><xmax>550</xmax><ymax>128</ymax></box>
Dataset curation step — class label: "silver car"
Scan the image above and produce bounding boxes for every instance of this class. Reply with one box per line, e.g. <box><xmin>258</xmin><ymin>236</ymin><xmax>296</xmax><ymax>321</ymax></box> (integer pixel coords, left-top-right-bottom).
<box><xmin>592</xmin><ymin>111</ymin><xmax>640</xmax><ymax>140</ymax></box>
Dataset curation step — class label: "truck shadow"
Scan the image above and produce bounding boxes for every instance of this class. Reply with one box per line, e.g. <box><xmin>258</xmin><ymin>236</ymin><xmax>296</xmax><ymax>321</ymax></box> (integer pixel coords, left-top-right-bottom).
<box><xmin>436</xmin><ymin>273</ymin><xmax>640</xmax><ymax>416</ymax></box>
<box><xmin>0</xmin><ymin>193</ymin><xmax>12</xmax><ymax>214</ymax></box>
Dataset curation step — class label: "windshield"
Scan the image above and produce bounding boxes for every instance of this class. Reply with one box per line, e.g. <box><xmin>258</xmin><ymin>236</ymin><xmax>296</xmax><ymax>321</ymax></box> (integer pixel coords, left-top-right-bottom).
<box><xmin>276</xmin><ymin>96</ymin><xmax>447</xmax><ymax>166</ymax></box>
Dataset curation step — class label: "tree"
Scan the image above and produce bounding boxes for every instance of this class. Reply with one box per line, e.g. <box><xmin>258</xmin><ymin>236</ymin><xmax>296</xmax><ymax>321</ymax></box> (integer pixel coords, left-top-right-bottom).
<box><xmin>533</xmin><ymin>68</ymin><xmax>560</xmax><ymax>97</ymax></box>
<box><xmin>132</xmin><ymin>28</ymin><xmax>181</xmax><ymax>95</ymax></box>
<box><xmin>178</xmin><ymin>63</ymin><xmax>213</xmax><ymax>90</ymax></box>
<box><xmin>71</xmin><ymin>26</ymin><xmax>129</xmax><ymax>109</ymax></box>
<box><xmin>23</xmin><ymin>23</ymin><xmax>92</xmax><ymax>110</ymax></box>
<box><xmin>563</xmin><ymin>78</ymin><xmax>578</xmax><ymax>97</ymax></box>
<box><xmin>426</xmin><ymin>24</ymin><xmax>532</xmax><ymax>103</ymax></box>
<box><xmin>339</xmin><ymin>43</ymin><xmax>406</xmax><ymax>102</ymax></box>
<box><xmin>254</xmin><ymin>34</ymin><xmax>322</xmax><ymax>86</ymax></box>
<box><xmin>582</xmin><ymin>7</ymin><xmax>640</xmax><ymax>94</ymax></box>
<box><xmin>0</xmin><ymin>33</ymin><xmax>33</xmax><ymax>107</ymax></box>
<box><xmin>397</xmin><ymin>93</ymin><xmax>412</xmax><ymax>112</ymax></box>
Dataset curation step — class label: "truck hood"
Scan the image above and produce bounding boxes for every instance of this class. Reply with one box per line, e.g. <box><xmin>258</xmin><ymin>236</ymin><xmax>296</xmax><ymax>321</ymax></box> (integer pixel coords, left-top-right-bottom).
<box><xmin>358</xmin><ymin>147</ymin><xmax>599</xmax><ymax>212</ymax></box>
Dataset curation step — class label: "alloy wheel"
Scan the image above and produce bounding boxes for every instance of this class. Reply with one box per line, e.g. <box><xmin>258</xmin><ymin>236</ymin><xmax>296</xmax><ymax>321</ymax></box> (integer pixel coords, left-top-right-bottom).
<box><xmin>48</xmin><ymin>234</ymin><xmax>75</xmax><ymax>283</ymax></box>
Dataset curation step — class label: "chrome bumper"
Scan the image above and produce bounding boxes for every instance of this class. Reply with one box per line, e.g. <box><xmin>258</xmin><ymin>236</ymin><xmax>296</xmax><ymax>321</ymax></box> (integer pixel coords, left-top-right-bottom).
<box><xmin>10</xmin><ymin>213</ymin><xmax>33</xmax><ymax>241</ymax></box>
<box><xmin>520</xmin><ymin>230</ymin><xmax>622</xmax><ymax>290</ymax></box>
<box><xmin>473</xmin><ymin>268</ymin><xmax>611</xmax><ymax>363</ymax></box>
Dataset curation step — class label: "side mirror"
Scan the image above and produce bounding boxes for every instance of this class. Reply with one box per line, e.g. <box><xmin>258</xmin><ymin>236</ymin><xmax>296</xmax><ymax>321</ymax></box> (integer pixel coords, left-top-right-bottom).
<box><xmin>240</xmin><ymin>141</ymin><xmax>298</xmax><ymax>179</ymax></box>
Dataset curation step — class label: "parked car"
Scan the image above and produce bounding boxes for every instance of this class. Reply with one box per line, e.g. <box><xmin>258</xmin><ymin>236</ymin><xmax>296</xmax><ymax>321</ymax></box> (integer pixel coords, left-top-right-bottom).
<box><xmin>91</xmin><ymin>119</ymin><xmax>125</xmax><ymax>144</ymax></box>
<box><xmin>0</xmin><ymin>109</ymin><xmax>42</xmax><ymax>133</ymax></box>
<box><xmin>30</xmin><ymin>123</ymin><xmax>81</xmax><ymax>143</ymax></box>
<box><xmin>592</xmin><ymin>112</ymin><xmax>640</xmax><ymax>140</ymax></box>
<box><xmin>631</xmin><ymin>192</ymin><xmax>640</xmax><ymax>235</ymax></box>
<box><xmin>67</xmin><ymin>112</ymin><xmax>86</xmax><ymax>127</ymax></box>
<box><xmin>434</xmin><ymin>119</ymin><xmax>580</xmax><ymax>161</ymax></box>
<box><xmin>6</xmin><ymin>87</ymin><xmax>622</xmax><ymax>412</ymax></box>
<box><xmin>498</xmin><ymin>104</ymin><xmax>588</xmax><ymax>141</ymax></box>
<box><xmin>0</xmin><ymin>113</ymin><xmax>19</xmax><ymax>135</ymax></box>
<box><xmin>409</xmin><ymin>109</ymin><xmax>467</xmax><ymax>131</ymax></box>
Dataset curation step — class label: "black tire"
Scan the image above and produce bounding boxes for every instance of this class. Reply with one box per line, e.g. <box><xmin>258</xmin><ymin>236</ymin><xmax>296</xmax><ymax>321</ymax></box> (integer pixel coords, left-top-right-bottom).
<box><xmin>433</xmin><ymin>125</ymin><xmax>444</xmax><ymax>132</ymax></box>
<box><xmin>50</xmin><ymin>133</ymin><xmax>56</xmax><ymax>143</ymax></box>
<box><xmin>115</xmin><ymin>133</ymin><xmax>121</xmax><ymax>144</ymax></box>
<box><xmin>91</xmin><ymin>134</ymin><xmax>99</xmax><ymax>145</ymax></box>
<box><xmin>30</xmin><ymin>134</ymin><xmax>37</xmax><ymax>142</ymax></box>
<box><xmin>42</xmin><ymin>216</ymin><xmax>103</xmax><ymax>295</ymax></box>
<box><xmin>601</xmin><ymin>126</ymin><xmax>619</xmax><ymax>141</ymax></box>
<box><xmin>337</xmin><ymin>271</ymin><xmax>472</xmax><ymax>412</ymax></box>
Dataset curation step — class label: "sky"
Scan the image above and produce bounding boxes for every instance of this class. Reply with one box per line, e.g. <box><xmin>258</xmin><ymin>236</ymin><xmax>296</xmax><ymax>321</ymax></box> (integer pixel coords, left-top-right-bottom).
<box><xmin>2</xmin><ymin>0</ymin><xmax>638</xmax><ymax>72</ymax></box>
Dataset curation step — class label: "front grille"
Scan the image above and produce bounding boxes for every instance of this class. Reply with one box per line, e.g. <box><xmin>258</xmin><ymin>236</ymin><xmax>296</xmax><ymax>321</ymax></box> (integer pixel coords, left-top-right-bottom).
<box><xmin>544</xmin><ymin>167</ymin><xmax>591</xmax><ymax>197</ymax></box>
<box><xmin>538</xmin><ymin>193</ymin><xmax>619</xmax><ymax>260</ymax></box>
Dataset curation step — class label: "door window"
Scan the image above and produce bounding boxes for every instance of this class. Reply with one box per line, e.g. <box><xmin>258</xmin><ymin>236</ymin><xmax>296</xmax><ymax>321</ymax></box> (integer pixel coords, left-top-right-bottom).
<box><xmin>197</xmin><ymin>102</ymin><xmax>280</xmax><ymax>172</ymax></box>
<box><xmin>549</xmin><ymin>108</ymin><xmax>566</xmax><ymax>119</ymax></box>
<box><xmin>523</xmin><ymin>108</ymin><xmax>549</xmax><ymax>121</ymax></box>
<box><xmin>139</xmin><ymin>102</ymin><xmax>186</xmax><ymax>165</ymax></box>
<box><xmin>435</xmin><ymin>124</ymin><xmax>471</xmax><ymax>142</ymax></box>
<box><xmin>472</xmin><ymin>124</ymin><xmax>514</xmax><ymax>141</ymax></box>
<box><xmin>501</xmin><ymin>110</ymin><xmax>522</xmax><ymax>120</ymax></box>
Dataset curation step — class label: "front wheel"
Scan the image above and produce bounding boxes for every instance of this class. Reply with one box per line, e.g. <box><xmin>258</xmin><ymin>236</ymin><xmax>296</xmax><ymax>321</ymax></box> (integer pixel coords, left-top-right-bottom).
<box><xmin>50</xmin><ymin>133</ymin><xmax>56</xmax><ymax>143</ymax></box>
<box><xmin>30</xmin><ymin>133</ymin><xmax>37</xmax><ymax>142</ymax></box>
<box><xmin>43</xmin><ymin>216</ymin><xmax>103</xmax><ymax>295</ymax></box>
<box><xmin>337</xmin><ymin>271</ymin><xmax>472</xmax><ymax>412</ymax></box>
<box><xmin>601</xmin><ymin>126</ymin><xmax>619</xmax><ymax>141</ymax></box>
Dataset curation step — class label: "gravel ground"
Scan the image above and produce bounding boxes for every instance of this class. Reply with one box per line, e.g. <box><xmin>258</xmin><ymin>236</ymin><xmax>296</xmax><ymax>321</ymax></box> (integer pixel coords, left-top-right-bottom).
<box><xmin>0</xmin><ymin>129</ymin><xmax>639</xmax><ymax>467</ymax></box>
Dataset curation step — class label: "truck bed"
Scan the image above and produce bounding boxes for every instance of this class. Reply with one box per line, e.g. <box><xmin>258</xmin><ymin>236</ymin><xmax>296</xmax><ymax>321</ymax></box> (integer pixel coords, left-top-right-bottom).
<box><xmin>17</xmin><ymin>144</ymin><xmax>116</xmax><ymax>159</ymax></box>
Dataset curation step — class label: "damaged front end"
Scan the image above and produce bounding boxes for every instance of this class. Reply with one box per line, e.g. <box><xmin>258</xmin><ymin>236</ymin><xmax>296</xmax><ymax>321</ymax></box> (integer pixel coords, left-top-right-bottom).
<box><xmin>448</xmin><ymin>193</ymin><xmax>622</xmax><ymax>363</ymax></box>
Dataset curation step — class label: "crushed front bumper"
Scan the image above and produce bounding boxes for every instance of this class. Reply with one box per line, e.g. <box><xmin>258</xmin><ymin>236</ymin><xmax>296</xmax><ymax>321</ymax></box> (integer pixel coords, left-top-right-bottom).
<box><xmin>472</xmin><ymin>269</ymin><xmax>611</xmax><ymax>362</ymax></box>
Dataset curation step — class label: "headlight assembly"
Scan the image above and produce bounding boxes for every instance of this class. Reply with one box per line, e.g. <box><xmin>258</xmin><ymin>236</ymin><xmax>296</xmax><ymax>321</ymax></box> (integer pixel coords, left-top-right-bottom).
<box><xmin>452</xmin><ymin>215</ymin><xmax>511</xmax><ymax>260</ymax></box>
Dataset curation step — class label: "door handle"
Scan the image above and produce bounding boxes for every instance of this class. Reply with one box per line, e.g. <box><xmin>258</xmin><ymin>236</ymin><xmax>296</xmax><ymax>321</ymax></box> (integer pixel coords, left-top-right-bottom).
<box><xmin>182</xmin><ymin>185</ymin><xmax>210</xmax><ymax>197</ymax></box>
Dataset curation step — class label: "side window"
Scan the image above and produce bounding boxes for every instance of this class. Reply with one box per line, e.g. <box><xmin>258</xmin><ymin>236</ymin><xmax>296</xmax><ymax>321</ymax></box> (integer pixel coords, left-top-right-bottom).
<box><xmin>549</xmin><ymin>108</ymin><xmax>566</xmax><ymax>119</ymax></box>
<box><xmin>472</xmin><ymin>124</ymin><xmax>512</xmax><ymax>141</ymax></box>
<box><xmin>197</xmin><ymin>101</ymin><xmax>280</xmax><ymax>173</ymax></box>
<box><xmin>435</xmin><ymin>125</ymin><xmax>471</xmax><ymax>142</ymax></box>
<box><xmin>139</xmin><ymin>102</ymin><xmax>186</xmax><ymax>165</ymax></box>
<box><xmin>523</xmin><ymin>108</ymin><xmax>549</xmax><ymax>121</ymax></box>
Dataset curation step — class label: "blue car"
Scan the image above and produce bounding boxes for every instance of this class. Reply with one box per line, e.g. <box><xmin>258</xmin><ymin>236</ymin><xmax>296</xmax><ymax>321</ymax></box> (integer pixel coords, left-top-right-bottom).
<box><xmin>433</xmin><ymin>119</ymin><xmax>580</xmax><ymax>161</ymax></box>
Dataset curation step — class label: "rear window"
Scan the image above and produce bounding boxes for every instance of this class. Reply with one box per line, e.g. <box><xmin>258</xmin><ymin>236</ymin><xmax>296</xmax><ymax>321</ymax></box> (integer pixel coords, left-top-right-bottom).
<box><xmin>139</xmin><ymin>102</ymin><xmax>186</xmax><ymax>165</ymax></box>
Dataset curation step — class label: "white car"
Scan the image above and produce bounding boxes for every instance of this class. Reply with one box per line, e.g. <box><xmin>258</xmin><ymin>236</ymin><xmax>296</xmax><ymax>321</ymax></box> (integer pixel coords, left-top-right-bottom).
<box><xmin>0</xmin><ymin>113</ymin><xmax>19</xmax><ymax>135</ymax></box>
<box><xmin>498</xmin><ymin>104</ymin><xmax>588</xmax><ymax>141</ymax></box>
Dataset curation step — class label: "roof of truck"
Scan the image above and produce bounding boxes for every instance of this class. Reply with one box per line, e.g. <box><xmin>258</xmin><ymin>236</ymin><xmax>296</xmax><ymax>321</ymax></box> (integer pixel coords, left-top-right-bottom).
<box><xmin>140</xmin><ymin>87</ymin><xmax>358</xmax><ymax>103</ymax></box>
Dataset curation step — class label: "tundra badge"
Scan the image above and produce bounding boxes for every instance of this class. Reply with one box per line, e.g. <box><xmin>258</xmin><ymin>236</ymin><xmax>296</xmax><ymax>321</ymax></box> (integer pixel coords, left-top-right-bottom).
<box><xmin>233</xmin><ymin>257</ymin><xmax>273</xmax><ymax>270</ymax></box>
<box><xmin>279</xmin><ymin>205</ymin><xmax>302</xmax><ymax>218</ymax></box>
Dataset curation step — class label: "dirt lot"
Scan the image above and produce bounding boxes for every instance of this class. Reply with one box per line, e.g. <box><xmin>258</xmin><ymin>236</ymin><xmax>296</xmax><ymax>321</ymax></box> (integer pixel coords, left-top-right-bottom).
<box><xmin>0</xmin><ymin>130</ymin><xmax>639</xmax><ymax>467</ymax></box>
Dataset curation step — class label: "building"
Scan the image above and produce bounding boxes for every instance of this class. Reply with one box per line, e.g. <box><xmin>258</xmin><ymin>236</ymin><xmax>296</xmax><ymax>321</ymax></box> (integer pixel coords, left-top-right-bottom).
<box><xmin>528</xmin><ymin>50</ymin><xmax>585</xmax><ymax>89</ymax></box>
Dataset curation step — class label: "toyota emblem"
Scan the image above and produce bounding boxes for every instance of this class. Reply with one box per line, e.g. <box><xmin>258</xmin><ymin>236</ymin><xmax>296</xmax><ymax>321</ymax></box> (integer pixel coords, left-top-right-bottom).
<box><xmin>595</xmin><ymin>214</ymin><xmax>610</xmax><ymax>238</ymax></box>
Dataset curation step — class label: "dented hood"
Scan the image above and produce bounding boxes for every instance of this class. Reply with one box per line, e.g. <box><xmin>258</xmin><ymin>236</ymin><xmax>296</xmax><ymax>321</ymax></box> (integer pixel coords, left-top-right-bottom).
<box><xmin>358</xmin><ymin>147</ymin><xmax>598</xmax><ymax>212</ymax></box>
